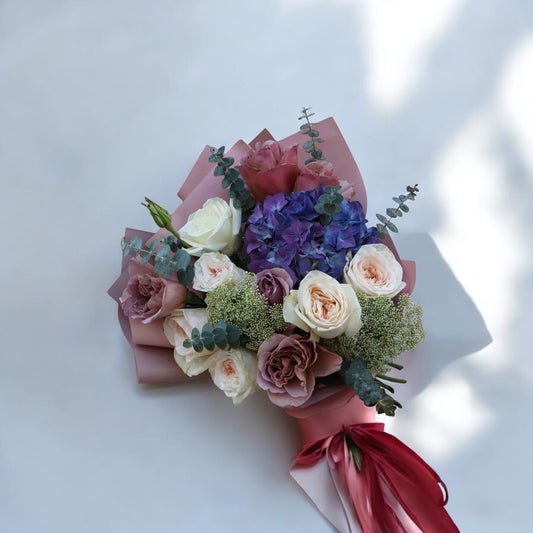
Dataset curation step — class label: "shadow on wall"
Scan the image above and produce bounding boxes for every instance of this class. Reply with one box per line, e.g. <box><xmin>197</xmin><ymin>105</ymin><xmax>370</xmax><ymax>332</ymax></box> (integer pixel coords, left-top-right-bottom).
<box><xmin>392</xmin><ymin>233</ymin><xmax>492</xmax><ymax>402</ymax></box>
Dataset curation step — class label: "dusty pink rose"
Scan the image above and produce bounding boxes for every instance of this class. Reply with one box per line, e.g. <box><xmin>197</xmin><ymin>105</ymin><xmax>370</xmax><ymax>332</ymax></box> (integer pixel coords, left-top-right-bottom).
<box><xmin>294</xmin><ymin>160</ymin><xmax>340</xmax><ymax>192</ymax></box>
<box><xmin>256</xmin><ymin>334</ymin><xmax>342</xmax><ymax>407</ymax></box>
<box><xmin>120</xmin><ymin>260</ymin><xmax>187</xmax><ymax>324</ymax></box>
<box><xmin>256</xmin><ymin>268</ymin><xmax>293</xmax><ymax>305</ymax></box>
<box><xmin>238</xmin><ymin>141</ymin><xmax>300</xmax><ymax>202</ymax></box>
<box><xmin>337</xmin><ymin>179</ymin><xmax>358</xmax><ymax>201</ymax></box>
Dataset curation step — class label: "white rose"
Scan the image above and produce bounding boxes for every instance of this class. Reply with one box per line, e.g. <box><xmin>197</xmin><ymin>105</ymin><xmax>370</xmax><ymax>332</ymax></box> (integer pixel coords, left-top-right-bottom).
<box><xmin>192</xmin><ymin>252</ymin><xmax>245</xmax><ymax>292</ymax></box>
<box><xmin>163</xmin><ymin>308</ymin><xmax>219</xmax><ymax>376</ymax></box>
<box><xmin>283</xmin><ymin>270</ymin><xmax>362</xmax><ymax>341</ymax></box>
<box><xmin>344</xmin><ymin>243</ymin><xmax>406</xmax><ymax>298</ymax></box>
<box><xmin>209</xmin><ymin>348</ymin><xmax>259</xmax><ymax>405</ymax></box>
<box><xmin>178</xmin><ymin>197</ymin><xmax>241</xmax><ymax>257</ymax></box>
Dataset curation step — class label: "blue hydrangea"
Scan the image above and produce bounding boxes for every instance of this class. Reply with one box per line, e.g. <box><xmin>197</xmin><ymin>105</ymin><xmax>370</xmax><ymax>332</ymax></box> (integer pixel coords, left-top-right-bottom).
<box><xmin>243</xmin><ymin>187</ymin><xmax>379</xmax><ymax>285</ymax></box>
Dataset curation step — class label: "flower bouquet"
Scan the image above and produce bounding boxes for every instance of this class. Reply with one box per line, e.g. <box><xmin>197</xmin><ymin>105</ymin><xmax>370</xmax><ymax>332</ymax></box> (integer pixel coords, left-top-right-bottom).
<box><xmin>108</xmin><ymin>109</ymin><xmax>458</xmax><ymax>532</ymax></box>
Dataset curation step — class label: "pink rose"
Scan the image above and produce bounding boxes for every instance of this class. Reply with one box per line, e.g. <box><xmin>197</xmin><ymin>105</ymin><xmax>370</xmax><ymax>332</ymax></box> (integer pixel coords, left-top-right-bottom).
<box><xmin>120</xmin><ymin>260</ymin><xmax>187</xmax><ymax>324</ymax></box>
<box><xmin>238</xmin><ymin>141</ymin><xmax>300</xmax><ymax>202</ymax></box>
<box><xmin>256</xmin><ymin>268</ymin><xmax>293</xmax><ymax>305</ymax></box>
<box><xmin>256</xmin><ymin>334</ymin><xmax>342</xmax><ymax>407</ymax></box>
<box><xmin>294</xmin><ymin>160</ymin><xmax>340</xmax><ymax>192</ymax></box>
<box><xmin>337</xmin><ymin>179</ymin><xmax>358</xmax><ymax>201</ymax></box>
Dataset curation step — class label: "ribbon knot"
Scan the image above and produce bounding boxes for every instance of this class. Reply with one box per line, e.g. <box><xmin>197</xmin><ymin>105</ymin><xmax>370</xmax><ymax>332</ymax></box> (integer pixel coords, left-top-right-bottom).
<box><xmin>292</xmin><ymin>422</ymin><xmax>458</xmax><ymax>533</ymax></box>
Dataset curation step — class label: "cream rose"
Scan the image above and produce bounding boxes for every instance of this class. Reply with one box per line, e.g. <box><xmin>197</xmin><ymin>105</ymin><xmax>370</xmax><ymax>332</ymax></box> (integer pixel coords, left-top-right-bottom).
<box><xmin>283</xmin><ymin>270</ymin><xmax>362</xmax><ymax>340</ymax></box>
<box><xmin>178</xmin><ymin>197</ymin><xmax>241</xmax><ymax>257</ymax></box>
<box><xmin>344</xmin><ymin>243</ymin><xmax>405</xmax><ymax>298</ymax></box>
<box><xmin>209</xmin><ymin>348</ymin><xmax>259</xmax><ymax>405</ymax></box>
<box><xmin>163</xmin><ymin>308</ymin><xmax>219</xmax><ymax>376</ymax></box>
<box><xmin>192</xmin><ymin>252</ymin><xmax>245</xmax><ymax>292</ymax></box>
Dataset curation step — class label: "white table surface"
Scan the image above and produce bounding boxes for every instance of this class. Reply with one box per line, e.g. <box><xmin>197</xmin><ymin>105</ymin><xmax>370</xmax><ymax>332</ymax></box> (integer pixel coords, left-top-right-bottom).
<box><xmin>1</xmin><ymin>2</ymin><xmax>532</xmax><ymax>532</ymax></box>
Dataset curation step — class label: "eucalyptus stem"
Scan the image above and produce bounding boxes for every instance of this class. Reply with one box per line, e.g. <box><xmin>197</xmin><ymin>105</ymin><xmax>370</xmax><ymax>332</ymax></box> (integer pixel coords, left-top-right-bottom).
<box><xmin>375</xmin><ymin>379</ymin><xmax>395</xmax><ymax>394</ymax></box>
<box><xmin>387</xmin><ymin>362</ymin><xmax>404</xmax><ymax>370</ymax></box>
<box><xmin>376</xmin><ymin>374</ymin><xmax>407</xmax><ymax>384</ymax></box>
<box><xmin>298</xmin><ymin>107</ymin><xmax>325</xmax><ymax>164</ymax></box>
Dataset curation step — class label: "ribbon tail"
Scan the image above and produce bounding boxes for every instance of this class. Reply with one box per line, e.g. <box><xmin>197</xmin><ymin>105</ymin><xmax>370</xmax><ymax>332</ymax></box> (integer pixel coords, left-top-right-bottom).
<box><xmin>349</xmin><ymin>428</ymin><xmax>460</xmax><ymax>533</ymax></box>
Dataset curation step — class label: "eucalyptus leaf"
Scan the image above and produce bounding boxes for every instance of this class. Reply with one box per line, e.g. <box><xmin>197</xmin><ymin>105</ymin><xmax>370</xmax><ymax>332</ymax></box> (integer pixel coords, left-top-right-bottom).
<box><xmin>156</xmin><ymin>243</ymin><xmax>171</xmax><ymax>258</ymax></box>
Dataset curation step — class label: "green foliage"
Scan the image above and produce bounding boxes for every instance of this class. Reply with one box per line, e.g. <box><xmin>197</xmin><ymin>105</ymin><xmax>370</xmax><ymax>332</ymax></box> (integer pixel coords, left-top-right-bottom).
<box><xmin>341</xmin><ymin>358</ymin><xmax>401</xmax><ymax>416</ymax></box>
<box><xmin>328</xmin><ymin>294</ymin><xmax>426</xmax><ymax>374</ymax></box>
<box><xmin>298</xmin><ymin>107</ymin><xmax>326</xmax><ymax>164</ymax></box>
<box><xmin>376</xmin><ymin>184</ymin><xmax>419</xmax><ymax>239</ymax></box>
<box><xmin>346</xmin><ymin>434</ymin><xmax>364</xmax><ymax>471</ymax></box>
<box><xmin>326</xmin><ymin>294</ymin><xmax>425</xmax><ymax>375</ymax></box>
<box><xmin>121</xmin><ymin>236</ymin><xmax>194</xmax><ymax>285</ymax></box>
<box><xmin>314</xmin><ymin>185</ymin><xmax>343</xmax><ymax>225</ymax></box>
<box><xmin>206</xmin><ymin>273</ymin><xmax>287</xmax><ymax>350</ymax></box>
<box><xmin>182</xmin><ymin>321</ymin><xmax>247</xmax><ymax>353</ymax></box>
<box><xmin>209</xmin><ymin>146</ymin><xmax>255</xmax><ymax>217</ymax></box>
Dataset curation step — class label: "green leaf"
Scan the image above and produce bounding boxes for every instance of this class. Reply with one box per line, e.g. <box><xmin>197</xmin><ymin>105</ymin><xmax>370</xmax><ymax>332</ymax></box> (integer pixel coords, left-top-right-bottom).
<box><xmin>213</xmin><ymin>165</ymin><xmax>224</xmax><ymax>176</ymax></box>
<box><xmin>226</xmin><ymin>325</ymin><xmax>241</xmax><ymax>344</ymax></box>
<box><xmin>303</xmin><ymin>140</ymin><xmax>314</xmax><ymax>151</ymax></box>
<box><xmin>154</xmin><ymin>256</ymin><xmax>175</xmax><ymax>278</ymax></box>
<box><xmin>315</xmin><ymin>138</ymin><xmax>324</xmax><ymax>143</ymax></box>
<box><xmin>183</xmin><ymin>339</ymin><xmax>193</xmax><ymax>349</ymax></box>
<box><xmin>376</xmin><ymin>213</ymin><xmax>388</xmax><ymax>224</ymax></box>
<box><xmin>300</xmin><ymin>124</ymin><xmax>309</xmax><ymax>130</ymax></box>
<box><xmin>213</xmin><ymin>328</ymin><xmax>227</xmax><ymax>347</ymax></box>
<box><xmin>222</xmin><ymin>156</ymin><xmax>234</xmax><ymax>167</ymax></box>
<box><xmin>232</xmin><ymin>179</ymin><xmax>245</xmax><ymax>191</ymax></box>
<box><xmin>156</xmin><ymin>243</ymin><xmax>171</xmax><ymax>258</ymax></box>
<box><xmin>173</xmin><ymin>249</ymin><xmax>190</xmax><ymax>271</ymax></box>
<box><xmin>141</xmin><ymin>251</ymin><xmax>152</xmax><ymax>264</ymax></box>
<box><xmin>304</xmin><ymin>157</ymin><xmax>315</xmax><ymax>165</ymax></box>
<box><xmin>386</xmin><ymin>208</ymin><xmax>397</xmax><ymax>218</ymax></box>
<box><xmin>386</xmin><ymin>221</ymin><xmax>398</xmax><ymax>233</ymax></box>
<box><xmin>177</xmin><ymin>266</ymin><xmax>194</xmax><ymax>286</ymax></box>
<box><xmin>227</xmin><ymin>168</ymin><xmax>240</xmax><ymax>180</ymax></box>
<box><xmin>120</xmin><ymin>237</ymin><xmax>126</xmax><ymax>251</ymax></box>
<box><xmin>192</xmin><ymin>338</ymin><xmax>204</xmax><ymax>353</ymax></box>
<box><xmin>131</xmin><ymin>237</ymin><xmax>143</xmax><ymax>255</ymax></box>
<box><xmin>319</xmin><ymin>214</ymin><xmax>332</xmax><ymax>225</ymax></box>
<box><xmin>148</xmin><ymin>240</ymin><xmax>158</xmax><ymax>255</ymax></box>
<box><xmin>308</xmin><ymin>130</ymin><xmax>320</xmax><ymax>138</ymax></box>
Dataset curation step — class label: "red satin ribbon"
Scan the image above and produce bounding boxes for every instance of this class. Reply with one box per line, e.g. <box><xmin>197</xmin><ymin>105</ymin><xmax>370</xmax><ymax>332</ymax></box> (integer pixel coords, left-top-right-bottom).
<box><xmin>293</xmin><ymin>422</ymin><xmax>459</xmax><ymax>533</ymax></box>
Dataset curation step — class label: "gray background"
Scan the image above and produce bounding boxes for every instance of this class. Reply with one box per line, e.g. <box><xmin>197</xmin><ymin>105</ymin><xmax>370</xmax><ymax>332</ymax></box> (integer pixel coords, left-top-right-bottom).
<box><xmin>1</xmin><ymin>1</ymin><xmax>531</xmax><ymax>532</ymax></box>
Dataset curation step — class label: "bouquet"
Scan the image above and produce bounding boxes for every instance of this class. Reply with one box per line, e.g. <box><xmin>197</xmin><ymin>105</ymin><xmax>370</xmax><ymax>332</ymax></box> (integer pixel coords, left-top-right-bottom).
<box><xmin>109</xmin><ymin>109</ymin><xmax>458</xmax><ymax>532</ymax></box>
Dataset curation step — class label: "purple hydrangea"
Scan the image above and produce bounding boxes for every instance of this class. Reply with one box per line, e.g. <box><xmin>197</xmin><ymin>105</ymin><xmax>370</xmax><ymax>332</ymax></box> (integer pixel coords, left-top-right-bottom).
<box><xmin>243</xmin><ymin>187</ymin><xmax>379</xmax><ymax>285</ymax></box>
